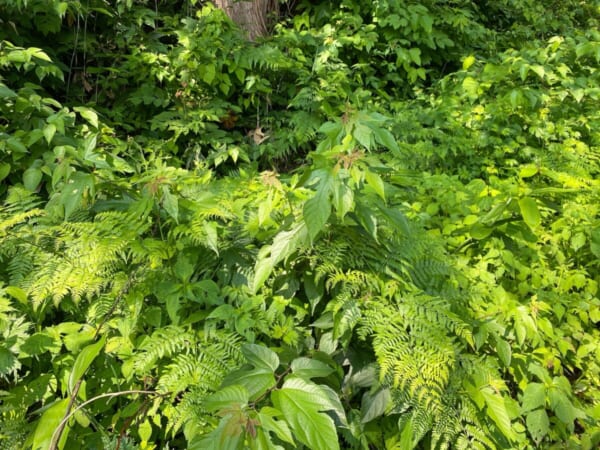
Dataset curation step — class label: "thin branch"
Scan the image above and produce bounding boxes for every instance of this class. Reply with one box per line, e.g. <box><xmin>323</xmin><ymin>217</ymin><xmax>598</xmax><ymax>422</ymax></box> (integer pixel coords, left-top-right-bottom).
<box><xmin>50</xmin><ymin>390</ymin><xmax>166</xmax><ymax>450</ymax></box>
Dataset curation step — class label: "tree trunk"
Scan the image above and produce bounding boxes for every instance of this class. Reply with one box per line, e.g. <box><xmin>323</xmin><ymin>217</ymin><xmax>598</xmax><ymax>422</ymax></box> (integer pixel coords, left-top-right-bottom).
<box><xmin>214</xmin><ymin>0</ymin><xmax>278</xmax><ymax>41</ymax></box>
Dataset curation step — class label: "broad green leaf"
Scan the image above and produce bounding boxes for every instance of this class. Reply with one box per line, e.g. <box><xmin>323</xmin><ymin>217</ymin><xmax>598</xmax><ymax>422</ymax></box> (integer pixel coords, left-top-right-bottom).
<box><xmin>160</xmin><ymin>186</ymin><xmax>178</xmax><ymax>222</ymax></box>
<box><xmin>23</xmin><ymin>167</ymin><xmax>43</xmax><ymax>191</ymax></box>
<box><xmin>203</xmin><ymin>64</ymin><xmax>216</xmax><ymax>84</ymax></box>
<box><xmin>290</xmin><ymin>357</ymin><xmax>334</xmax><ymax>380</ymax></box>
<box><xmin>495</xmin><ymin>337</ymin><xmax>511</xmax><ymax>367</ymax></box>
<box><xmin>353</xmin><ymin>123</ymin><xmax>373</xmax><ymax>150</ymax></box>
<box><xmin>470</xmin><ymin>223</ymin><xmax>493</xmax><ymax>240</ymax></box>
<box><xmin>32</xmin><ymin>398</ymin><xmax>70</xmax><ymax>450</ymax></box>
<box><xmin>69</xmin><ymin>336</ymin><xmax>106</xmax><ymax>392</ymax></box>
<box><xmin>222</xmin><ymin>369</ymin><xmax>276</xmax><ymax>399</ymax></box>
<box><xmin>519</xmin><ymin>197</ymin><xmax>541</xmax><ymax>228</ymax></box>
<box><xmin>5</xmin><ymin>285</ymin><xmax>27</xmax><ymax>304</ymax></box>
<box><xmin>519</xmin><ymin>164</ymin><xmax>539</xmax><ymax>178</ymax></box>
<box><xmin>0</xmin><ymin>83</ymin><xmax>17</xmax><ymax>98</ymax></box>
<box><xmin>548</xmin><ymin>388</ymin><xmax>575</xmax><ymax>424</ymax></box>
<box><xmin>521</xmin><ymin>383</ymin><xmax>546</xmax><ymax>413</ymax></box>
<box><xmin>205</xmin><ymin>385</ymin><xmax>249</xmax><ymax>413</ymax></box>
<box><xmin>43</xmin><ymin>123</ymin><xmax>57</xmax><ymax>144</ymax></box>
<box><xmin>481</xmin><ymin>389</ymin><xmax>517</xmax><ymax>441</ymax></box>
<box><xmin>0</xmin><ymin>162</ymin><xmax>10</xmax><ymax>182</ymax></box>
<box><xmin>7</xmin><ymin>137</ymin><xmax>27</xmax><ymax>154</ymax></box>
<box><xmin>242</xmin><ymin>344</ymin><xmax>279</xmax><ymax>372</ymax></box>
<box><xmin>138</xmin><ymin>420</ymin><xmax>152</xmax><ymax>443</ymax></box>
<box><xmin>365</xmin><ymin>170</ymin><xmax>385</xmax><ymax>200</ymax></box>
<box><xmin>462</xmin><ymin>76</ymin><xmax>479</xmax><ymax>98</ymax></box>
<box><xmin>304</xmin><ymin>170</ymin><xmax>333</xmax><ymax>242</ymax></box>
<box><xmin>60</xmin><ymin>172</ymin><xmax>95</xmax><ymax>220</ymax></box>
<box><xmin>203</xmin><ymin>221</ymin><xmax>219</xmax><ymax>255</ymax></box>
<box><xmin>252</xmin><ymin>223</ymin><xmax>308</xmax><ymax>293</ymax></box>
<box><xmin>21</xmin><ymin>333</ymin><xmax>59</xmax><ymax>356</ymax></box>
<box><xmin>258</xmin><ymin>407</ymin><xmax>295</xmax><ymax>445</ymax></box>
<box><xmin>372</xmin><ymin>127</ymin><xmax>400</xmax><ymax>154</ymax></box>
<box><xmin>271</xmin><ymin>378</ymin><xmax>339</xmax><ymax>450</ymax></box>
<box><xmin>526</xmin><ymin>409</ymin><xmax>549</xmax><ymax>444</ymax></box>
<box><xmin>361</xmin><ymin>387</ymin><xmax>390</xmax><ymax>423</ymax></box>
<box><xmin>74</xmin><ymin>106</ymin><xmax>99</xmax><ymax>128</ymax></box>
<box><xmin>463</xmin><ymin>55</ymin><xmax>476</xmax><ymax>70</ymax></box>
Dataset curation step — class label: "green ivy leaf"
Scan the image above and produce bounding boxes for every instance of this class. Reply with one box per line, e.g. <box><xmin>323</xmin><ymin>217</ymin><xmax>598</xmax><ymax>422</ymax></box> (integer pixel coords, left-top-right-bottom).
<box><xmin>271</xmin><ymin>378</ymin><xmax>339</xmax><ymax>450</ymax></box>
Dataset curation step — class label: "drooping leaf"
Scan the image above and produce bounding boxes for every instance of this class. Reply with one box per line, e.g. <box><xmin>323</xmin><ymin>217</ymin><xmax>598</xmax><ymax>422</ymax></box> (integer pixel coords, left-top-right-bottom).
<box><xmin>271</xmin><ymin>378</ymin><xmax>339</xmax><ymax>450</ymax></box>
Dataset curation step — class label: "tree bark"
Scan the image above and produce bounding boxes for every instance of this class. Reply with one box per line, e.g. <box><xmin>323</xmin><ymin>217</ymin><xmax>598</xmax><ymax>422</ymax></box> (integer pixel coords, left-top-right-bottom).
<box><xmin>214</xmin><ymin>0</ymin><xmax>278</xmax><ymax>41</ymax></box>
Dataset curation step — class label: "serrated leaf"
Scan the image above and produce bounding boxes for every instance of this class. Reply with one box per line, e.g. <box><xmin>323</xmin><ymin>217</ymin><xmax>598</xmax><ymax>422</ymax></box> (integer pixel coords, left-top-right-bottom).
<box><xmin>519</xmin><ymin>197</ymin><xmax>541</xmax><ymax>228</ymax></box>
<box><xmin>271</xmin><ymin>378</ymin><xmax>339</xmax><ymax>450</ymax></box>
<box><xmin>291</xmin><ymin>357</ymin><xmax>334</xmax><ymax>380</ymax></box>
<box><xmin>303</xmin><ymin>170</ymin><xmax>333</xmax><ymax>242</ymax></box>
<box><xmin>521</xmin><ymin>383</ymin><xmax>546</xmax><ymax>413</ymax></box>
<box><xmin>481</xmin><ymin>389</ymin><xmax>517</xmax><ymax>441</ymax></box>
<box><xmin>242</xmin><ymin>344</ymin><xmax>279</xmax><ymax>372</ymax></box>
<box><xmin>526</xmin><ymin>409</ymin><xmax>549</xmax><ymax>444</ymax></box>
<box><xmin>205</xmin><ymin>385</ymin><xmax>249</xmax><ymax>413</ymax></box>
<box><xmin>69</xmin><ymin>336</ymin><xmax>106</xmax><ymax>392</ymax></box>
<box><xmin>548</xmin><ymin>388</ymin><xmax>575</xmax><ymax>424</ymax></box>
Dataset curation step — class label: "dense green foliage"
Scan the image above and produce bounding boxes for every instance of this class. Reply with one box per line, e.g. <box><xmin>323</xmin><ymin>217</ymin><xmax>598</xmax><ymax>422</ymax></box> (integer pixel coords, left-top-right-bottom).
<box><xmin>1</xmin><ymin>1</ymin><xmax>600</xmax><ymax>449</ymax></box>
